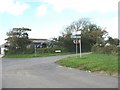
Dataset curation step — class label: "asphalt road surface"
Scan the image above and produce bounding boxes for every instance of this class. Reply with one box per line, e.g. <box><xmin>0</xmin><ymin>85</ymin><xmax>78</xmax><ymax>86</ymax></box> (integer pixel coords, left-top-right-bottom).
<box><xmin>2</xmin><ymin>53</ymin><xmax>118</xmax><ymax>88</ymax></box>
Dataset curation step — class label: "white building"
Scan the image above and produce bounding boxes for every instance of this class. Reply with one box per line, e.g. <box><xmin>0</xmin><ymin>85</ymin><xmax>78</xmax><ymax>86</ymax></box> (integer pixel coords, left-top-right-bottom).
<box><xmin>29</xmin><ymin>38</ymin><xmax>52</xmax><ymax>48</ymax></box>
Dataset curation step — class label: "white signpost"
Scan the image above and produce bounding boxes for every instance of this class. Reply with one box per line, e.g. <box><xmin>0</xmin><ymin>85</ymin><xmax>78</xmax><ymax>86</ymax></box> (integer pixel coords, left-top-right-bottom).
<box><xmin>71</xmin><ymin>31</ymin><xmax>81</xmax><ymax>57</ymax></box>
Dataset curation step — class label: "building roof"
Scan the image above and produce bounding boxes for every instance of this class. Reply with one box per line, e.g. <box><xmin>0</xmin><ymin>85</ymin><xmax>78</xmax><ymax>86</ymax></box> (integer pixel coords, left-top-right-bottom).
<box><xmin>29</xmin><ymin>38</ymin><xmax>49</xmax><ymax>43</ymax></box>
<box><xmin>30</xmin><ymin>38</ymin><xmax>48</xmax><ymax>41</ymax></box>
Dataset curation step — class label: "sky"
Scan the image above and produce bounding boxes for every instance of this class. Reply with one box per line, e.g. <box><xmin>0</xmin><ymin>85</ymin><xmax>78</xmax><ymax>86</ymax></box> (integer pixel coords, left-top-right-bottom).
<box><xmin>0</xmin><ymin>0</ymin><xmax>119</xmax><ymax>45</ymax></box>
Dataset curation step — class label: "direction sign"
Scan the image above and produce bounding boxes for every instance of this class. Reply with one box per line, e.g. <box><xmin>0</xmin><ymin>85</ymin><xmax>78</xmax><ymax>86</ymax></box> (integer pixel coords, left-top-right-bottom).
<box><xmin>73</xmin><ymin>40</ymin><xmax>80</xmax><ymax>44</ymax></box>
<box><xmin>71</xmin><ymin>35</ymin><xmax>81</xmax><ymax>39</ymax></box>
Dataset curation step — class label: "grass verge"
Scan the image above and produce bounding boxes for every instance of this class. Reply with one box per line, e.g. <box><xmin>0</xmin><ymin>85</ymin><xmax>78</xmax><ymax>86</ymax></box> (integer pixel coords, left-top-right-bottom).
<box><xmin>3</xmin><ymin>52</ymin><xmax>74</xmax><ymax>58</ymax></box>
<box><xmin>56</xmin><ymin>54</ymin><xmax>119</xmax><ymax>76</ymax></box>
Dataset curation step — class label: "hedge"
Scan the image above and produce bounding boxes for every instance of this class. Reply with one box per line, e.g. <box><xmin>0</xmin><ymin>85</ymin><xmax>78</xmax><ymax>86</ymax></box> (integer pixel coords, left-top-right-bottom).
<box><xmin>91</xmin><ymin>44</ymin><xmax>118</xmax><ymax>55</ymax></box>
<box><xmin>36</xmin><ymin>46</ymin><xmax>67</xmax><ymax>54</ymax></box>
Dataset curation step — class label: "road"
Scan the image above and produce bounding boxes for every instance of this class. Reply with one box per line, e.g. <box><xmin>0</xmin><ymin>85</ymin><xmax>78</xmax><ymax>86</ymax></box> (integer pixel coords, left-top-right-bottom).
<box><xmin>2</xmin><ymin>53</ymin><xmax>118</xmax><ymax>88</ymax></box>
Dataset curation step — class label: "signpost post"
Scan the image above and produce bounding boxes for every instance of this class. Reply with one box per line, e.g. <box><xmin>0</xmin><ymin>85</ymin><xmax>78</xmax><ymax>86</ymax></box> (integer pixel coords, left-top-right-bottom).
<box><xmin>79</xmin><ymin>39</ymin><xmax>81</xmax><ymax>57</ymax></box>
<box><xmin>75</xmin><ymin>37</ymin><xmax>77</xmax><ymax>57</ymax></box>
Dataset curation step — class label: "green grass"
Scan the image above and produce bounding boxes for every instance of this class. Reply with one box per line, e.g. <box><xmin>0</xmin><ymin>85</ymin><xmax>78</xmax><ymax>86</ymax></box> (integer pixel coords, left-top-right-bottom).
<box><xmin>3</xmin><ymin>52</ymin><xmax>74</xmax><ymax>58</ymax></box>
<box><xmin>56</xmin><ymin>54</ymin><xmax>119</xmax><ymax>76</ymax></box>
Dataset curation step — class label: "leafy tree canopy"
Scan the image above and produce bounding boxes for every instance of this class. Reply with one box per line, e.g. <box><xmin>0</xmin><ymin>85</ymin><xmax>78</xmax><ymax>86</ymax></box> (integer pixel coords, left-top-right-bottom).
<box><xmin>57</xmin><ymin>18</ymin><xmax>109</xmax><ymax>52</ymax></box>
<box><xmin>5</xmin><ymin>27</ymin><xmax>31</xmax><ymax>54</ymax></box>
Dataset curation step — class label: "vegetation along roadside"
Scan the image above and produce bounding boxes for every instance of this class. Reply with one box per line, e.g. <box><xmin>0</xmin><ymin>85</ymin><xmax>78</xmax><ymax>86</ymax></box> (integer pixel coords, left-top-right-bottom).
<box><xmin>56</xmin><ymin>53</ymin><xmax>119</xmax><ymax>77</ymax></box>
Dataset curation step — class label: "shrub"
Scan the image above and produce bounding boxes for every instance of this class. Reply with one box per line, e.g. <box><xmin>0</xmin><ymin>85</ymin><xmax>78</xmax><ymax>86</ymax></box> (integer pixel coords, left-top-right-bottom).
<box><xmin>4</xmin><ymin>46</ymin><xmax>67</xmax><ymax>55</ymax></box>
<box><xmin>36</xmin><ymin>46</ymin><xmax>67</xmax><ymax>54</ymax></box>
<box><xmin>5</xmin><ymin>47</ymin><xmax>35</xmax><ymax>55</ymax></box>
<box><xmin>91</xmin><ymin>44</ymin><xmax>118</xmax><ymax>55</ymax></box>
<box><xmin>24</xmin><ymin>48</ymin><xmax>34</xmax><ymax>54</ymax></box>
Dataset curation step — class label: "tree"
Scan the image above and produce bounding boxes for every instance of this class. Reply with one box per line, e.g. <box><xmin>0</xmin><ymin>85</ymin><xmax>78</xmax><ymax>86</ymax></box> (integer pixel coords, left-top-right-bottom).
<box><xmin>81</xmin><ymin>24</ymin><xmax>108</xmax><ymax>51</ymax></box>
<box><xmin>58</xmin><ymin>18</ymin><xmax>91</xmax><ymax>52</ymax></box>
<box><xmin>84</xmin><ymin>24</ymin><xmax>108</xmax><ymax>44</ymax></box>
<box><xmin>58</xmin><ymin>18</ymin><xmax>108</xmax><ymax>52</ymax></box>
<box><xmin>5</xmin><ymin>27</ymin><xmax>31</xmax><ymax>54</ymax></box>
<box><xmin>61</xmin><ymin>18</ymin><xmax>91</xmax><ymax>35</ymax></box>
<box><xmin>58</xmin><ymin>34</ymin><xmax>75</xmax><ymax>52</ymax></box>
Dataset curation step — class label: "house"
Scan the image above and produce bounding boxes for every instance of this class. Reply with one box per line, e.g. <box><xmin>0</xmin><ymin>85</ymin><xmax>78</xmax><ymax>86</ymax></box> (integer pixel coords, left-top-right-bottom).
<box><xmin>0</xmin><ymin>38</ymin><xmax>54</xmax><ymax>54</ymax></box>
<box><xmin>29</xmin><ymin>38</ymin><xmax>52</xmax><ymax>48</ymax></box>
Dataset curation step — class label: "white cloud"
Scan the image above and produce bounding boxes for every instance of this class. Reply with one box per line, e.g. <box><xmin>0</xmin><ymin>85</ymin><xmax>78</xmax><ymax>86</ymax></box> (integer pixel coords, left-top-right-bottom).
<box><xmin>28</xmin><ymin>26</ymin><xmax>62</xmax><ymax>39</ymax></box>
<box><xmin>36</xmin><ymin>5</ymin><xmax>47</xmax><ymax>16</ymax></box>
<box><xmin>40</xmin><ymin>0</ymin><xmax>118</xmax><ymax>13</ymax></box>
<box><xmin>0</xmin><ymin>0</ymin><xmax>30</xmax><ymax>15</ymax></box>
<box><xmin>107</xmin><ymin>17</ymin><xmax>118</xmax><ymax>38</ymax></box>
<box><xmin>36</xmin><ymin>0</ymin><xmax>118</xmax><ymax>38</ymax></box>
<box><xmin>94</xmin><ymin>17</ymin><xmax>118</xmax><ymax>38</ymax></box>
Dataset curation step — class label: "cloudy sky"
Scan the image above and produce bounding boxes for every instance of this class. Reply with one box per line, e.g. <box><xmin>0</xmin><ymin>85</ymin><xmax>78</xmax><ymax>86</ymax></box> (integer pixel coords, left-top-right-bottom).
<box><xmin>0</xmin><ymin>0</ymin><xmax>118</xmax><ymax>45</ymax></box>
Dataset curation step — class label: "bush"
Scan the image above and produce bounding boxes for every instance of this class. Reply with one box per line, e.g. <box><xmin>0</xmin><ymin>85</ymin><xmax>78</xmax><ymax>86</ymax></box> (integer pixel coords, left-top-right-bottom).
<box><xmin>24</xmin><ymin>48</ymin><xmax>34</xmax><ymax>54</ymax></box>
<box><xmin>4</xmin><ymin>46</ymin><xmax>67</xmax><ymax>55</ymax></box>
<box><xmin>5</xmin><ymin>47</ymin><xmax>35</xmax><ymax>55</ymax></box>
<box><xmin>4</xmin><ymin>49</ymin><xmax>22</xmax><ymax>55</ymax></box>
<box><xmin>91</xmin><ymin>44</ymin><xmax>118</xmax><ymax>55</ymax></box>
<box><xmin>36</xmin><ymin>46</ymin><xmax>67</xmax><ymax>54</ymax></box>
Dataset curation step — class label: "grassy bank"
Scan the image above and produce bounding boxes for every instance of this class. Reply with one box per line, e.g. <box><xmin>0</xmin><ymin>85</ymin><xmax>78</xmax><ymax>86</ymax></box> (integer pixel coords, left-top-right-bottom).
<box><xmin>56</xmin><ymin>54</ymin><xmax>119</xmax><ymax>76</ymax></box>
<box><xmin>3</xmin><ymin>52</ymin><xmax>74</xmax><ymax>58</ymax></box>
